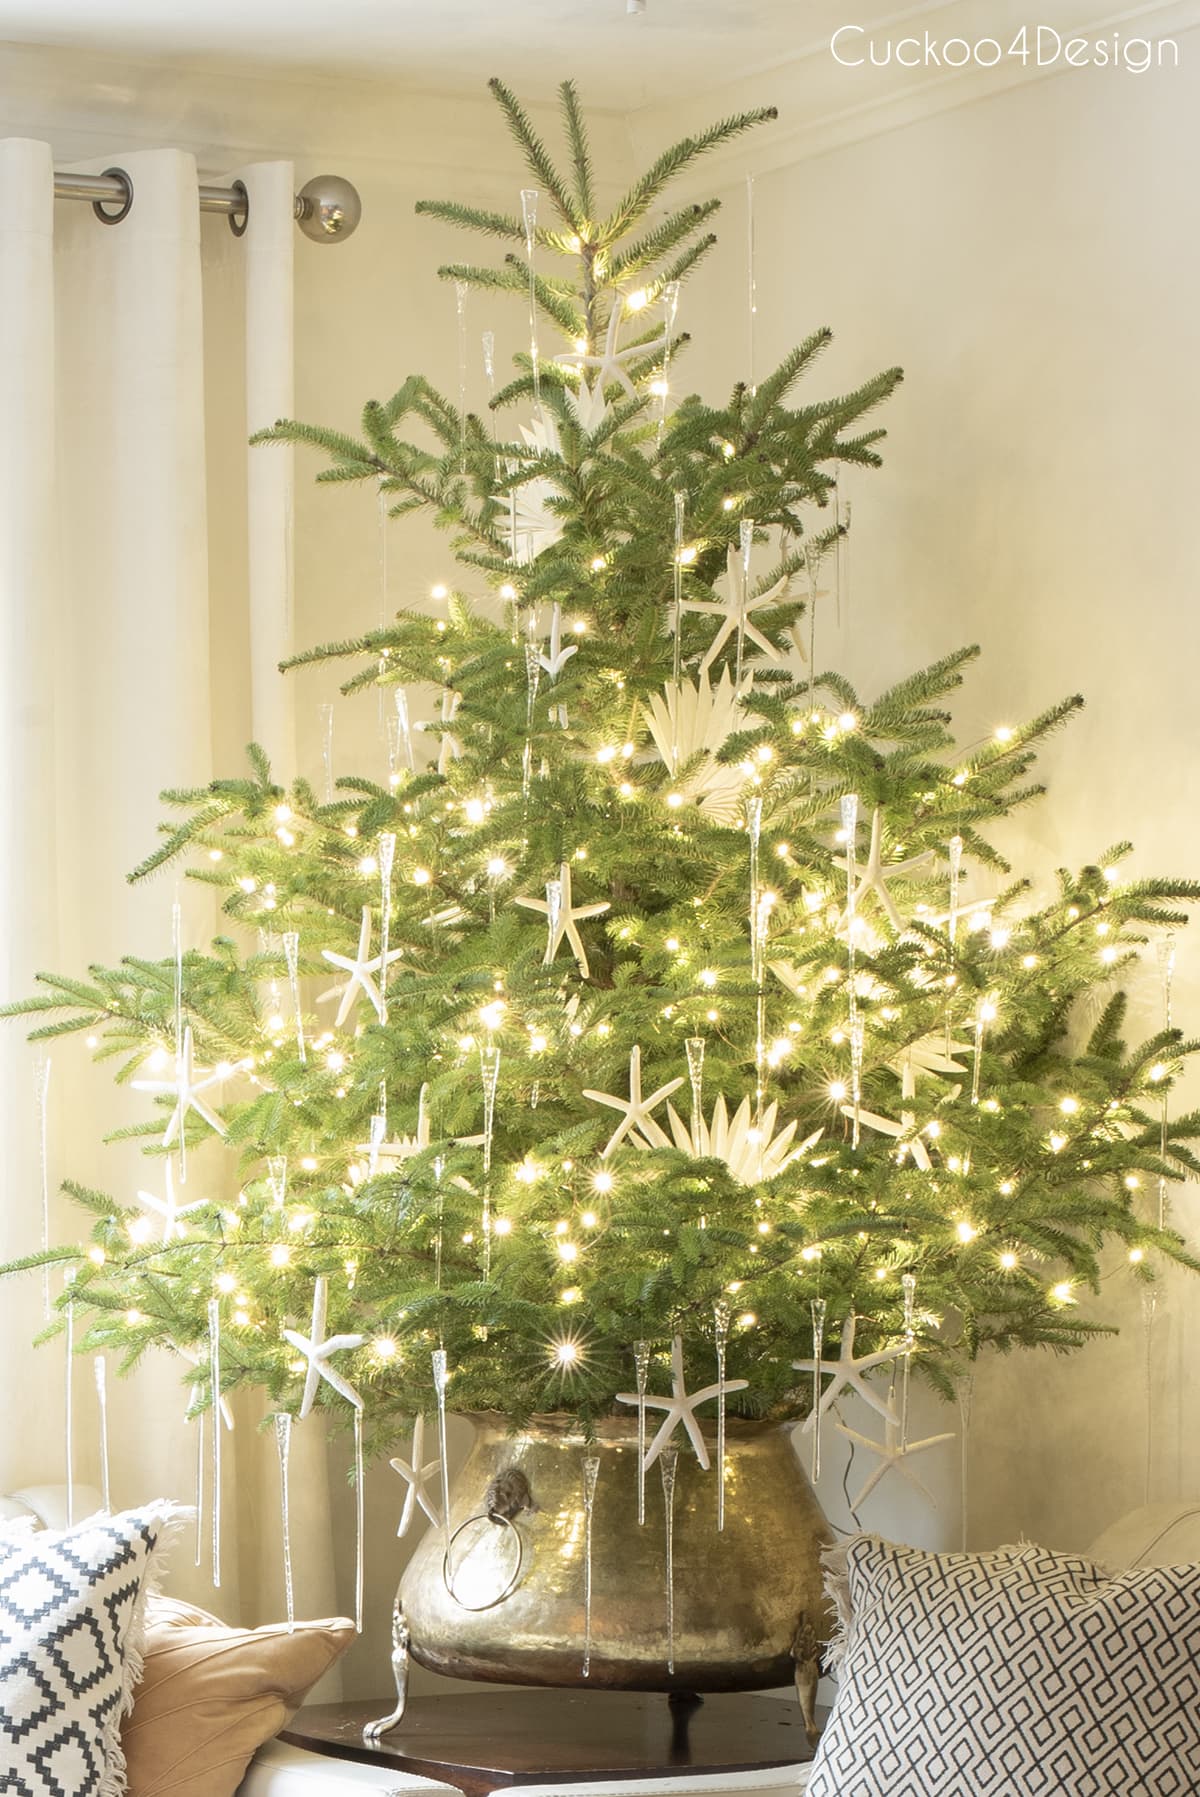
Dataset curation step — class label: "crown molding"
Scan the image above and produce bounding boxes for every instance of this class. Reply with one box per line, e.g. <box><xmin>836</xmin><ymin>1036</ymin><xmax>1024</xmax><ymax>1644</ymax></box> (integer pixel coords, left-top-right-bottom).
<box><xmin>623</xmin><ymin>0</ymin><xmax>1200</xmax><ymax>191</ymax></box>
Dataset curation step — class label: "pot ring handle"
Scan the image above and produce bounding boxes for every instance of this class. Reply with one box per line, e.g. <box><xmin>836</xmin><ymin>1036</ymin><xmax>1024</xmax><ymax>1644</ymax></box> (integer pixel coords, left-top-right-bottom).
<box><xmin>442</xmin><ymin>1510</ymin><xmax>525</xmax><ymax>1611</ymax></box>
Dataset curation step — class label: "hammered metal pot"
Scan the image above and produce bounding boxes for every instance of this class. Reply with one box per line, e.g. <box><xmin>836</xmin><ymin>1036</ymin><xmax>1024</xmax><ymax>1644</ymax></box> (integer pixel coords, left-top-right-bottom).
<box><xmin>398</xmin><ymin>1412</ymin><xmax>833</xmax><ymax>1699</ymax></box>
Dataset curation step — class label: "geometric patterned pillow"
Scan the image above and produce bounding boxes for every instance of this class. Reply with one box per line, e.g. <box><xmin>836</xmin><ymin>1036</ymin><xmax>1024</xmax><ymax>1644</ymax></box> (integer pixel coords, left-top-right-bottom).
<box><xmin>0</xmin><ymin>1503</ymin><xmax>185</xmax><ymax>1797</ymax></box>
<box><xmin>807</xmin><ymin>1533</ymin><xmax>1200</xmax><ymax>1797</ymax></box>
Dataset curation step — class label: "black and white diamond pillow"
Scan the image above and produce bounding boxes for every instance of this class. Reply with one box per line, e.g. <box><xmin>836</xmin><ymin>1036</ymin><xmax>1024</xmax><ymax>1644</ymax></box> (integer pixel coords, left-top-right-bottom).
<box><xmin>0</xmin><ymin>1503</ymin><xmax>184</xmax><ymax>1797</ymax></box>
<box><xmin>808</xmin><ymin>1533</ymin><xmax>1200</xmax><ymax>1797</ymax></box>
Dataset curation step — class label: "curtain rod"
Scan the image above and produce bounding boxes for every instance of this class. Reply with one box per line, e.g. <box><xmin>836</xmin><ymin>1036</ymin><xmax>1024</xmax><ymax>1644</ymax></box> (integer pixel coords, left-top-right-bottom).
<box><xmin>52</xmin><ymin>168</ymin><xmax>362</xmax><ymax>242</ymax></box>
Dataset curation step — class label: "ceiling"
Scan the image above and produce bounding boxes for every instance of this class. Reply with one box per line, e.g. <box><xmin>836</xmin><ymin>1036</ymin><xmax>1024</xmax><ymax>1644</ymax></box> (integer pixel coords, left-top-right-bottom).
<box><xmin>0</xmin><ymin>0</ymin><xmax>905</xmax><ymax>107</ymax></box>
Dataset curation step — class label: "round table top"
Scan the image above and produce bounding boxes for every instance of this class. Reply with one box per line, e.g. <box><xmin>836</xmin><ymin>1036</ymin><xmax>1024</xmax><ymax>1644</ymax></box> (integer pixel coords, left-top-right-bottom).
<box><xmin>281</xmin><ymin>1691</ymin><xmax>819</xmax><ymax>1795</ymax></box>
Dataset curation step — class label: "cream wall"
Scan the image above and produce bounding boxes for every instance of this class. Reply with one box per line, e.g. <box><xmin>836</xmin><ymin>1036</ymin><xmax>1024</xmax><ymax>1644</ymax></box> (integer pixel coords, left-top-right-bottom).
<box><xmin>4</xmin><ymin>21</ymin><xmax>1199</xmax><ymax>1690</ymax></box>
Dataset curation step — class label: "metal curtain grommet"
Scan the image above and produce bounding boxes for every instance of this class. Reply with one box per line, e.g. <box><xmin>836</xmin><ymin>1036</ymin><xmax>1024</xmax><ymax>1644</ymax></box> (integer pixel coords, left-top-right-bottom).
<box><xmin>228</xmin><ymin>179</ymin><xmax>249</xmax><ymax>237</ymax></box>
<box><xmin>442</xmin><ymin>1510</ymin><xmax>525</xmax><ymax>1611</ymax></box>
<box><xmin>91</xmin><ymin>167</ymin><xmax>133</xmax><ymax>225</ymax></box>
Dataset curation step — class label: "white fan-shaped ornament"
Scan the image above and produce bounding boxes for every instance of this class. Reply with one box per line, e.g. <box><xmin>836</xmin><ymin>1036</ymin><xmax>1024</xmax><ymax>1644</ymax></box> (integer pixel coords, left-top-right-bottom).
<box><xmin>643</xmin><ymin>668</ymin><xmax>752</xmax><ymax>823</ymax></box>
<box><xmin>666</xmin><ymin>1093</ymin><xmax>820</xmax><ymax>1184</ymax></box>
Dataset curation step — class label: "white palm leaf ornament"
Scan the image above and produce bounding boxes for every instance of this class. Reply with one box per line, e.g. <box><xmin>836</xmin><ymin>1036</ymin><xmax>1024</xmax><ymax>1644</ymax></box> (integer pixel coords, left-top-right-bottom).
<box><xmin>643</xmin><ymin>667</ymin><xmax>751</xmax><ymax>824</ymax></box>
<box><xmin>666</xmin><ymin>1094</ymin><xmax>820</xmax><ymax>1184</ymax></box>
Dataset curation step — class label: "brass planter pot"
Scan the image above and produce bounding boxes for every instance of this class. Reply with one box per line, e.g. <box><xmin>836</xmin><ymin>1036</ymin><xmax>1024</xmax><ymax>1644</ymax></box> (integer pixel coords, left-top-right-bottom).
<box><xmin>397</xmin><ymin>1412</ymin><xmax>832</xmax><ymax>1717</ymax></box>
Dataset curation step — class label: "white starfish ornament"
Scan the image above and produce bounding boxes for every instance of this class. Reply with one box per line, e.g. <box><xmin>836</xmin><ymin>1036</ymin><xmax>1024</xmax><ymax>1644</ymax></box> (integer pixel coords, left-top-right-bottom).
<box><xmin>616</xmin><ymin>1335</ymin><xmax>747</xmax><ymax>1471</ymax></box>
<box><xmin>389</xmin><ymin>1414</ymin><xmax>443</xmax><ymax>1537</ymax></box>
<box><xmin>318</xmin><ymin>906</ymin><xmax>403</xmax><ymax>1027</ymax></box>
<box><xmin>514</xmin><ymin>861</ymin><xmax>609</xmax><ymax>979</ymax></box>
<box><xmin>584</xmin><ymin>1045</ymin><xmax>684</xmax><ymax>1157</ymax></box>
<box><xmin>842</xmin><ymin>1101</ymin><xmax>933</xmax><ymax>1172</ymax></box>
<box><xmin>282</xmin><ymin>1276</ymin><xmax>366</xmax><ymax>1418</ymax></box>
<box><xmin>666</xmin><ymin>1093</ymin><xmax>819</xmax><ymax>1184</ymax></box>
<box><xmin>642</xmin><ymin>667</ymin><xmax>751</xmax><ymax>820</ymax></box>
<box><xmin>793</xmin><ymin>1313</ymin><xmax>904</xmax><ymax>1433</ymax></box>
<box><xmin>132</xmin><ymin>1026</ymin><xmax>228</xmax><ymax>1148</ymax></box>
<box><xmin>678</xmin><ymin>546</ymin><xmax>791</xmax><ymax>675</ymax></box>
<box><xmin>136</xmin><ymin>1159</ymin><xmax>206</xmax><ymax>1242</ymax></box>
<box><xmin>835</xmin><ymin>1414</ymin><xmax>955</xmax><ymax>1510</ymax></box>
<box><xmin>558</xmin><ymin>302</ymin><xmax>669</xmax><ymax>400</ymax></box>
<box><xmin>834</xmin><ymin>807</ymin><xmax>935</xmax><ymax>933</ymax></box>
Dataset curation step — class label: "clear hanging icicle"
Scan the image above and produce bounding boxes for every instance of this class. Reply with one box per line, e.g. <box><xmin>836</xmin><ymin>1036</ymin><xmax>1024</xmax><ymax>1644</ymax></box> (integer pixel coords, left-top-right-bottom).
<box><xmin>1142</xmin><ymin>1286</ymin><xmax>1157</xmax><ymax>1505</ymax></box>
<box><xmin>685</xmin><ymin>1037</ymin><xmax>705</xmax><ymax>1155</ymax></box>
<box><xmin>581</xmin><ymin>1450</ymin><xmax>601</xmax><ymax>1677</ymax></box>
<box><xmin>957</xmin><ymin>1372</ymin><xmax>975</xmax><ymax>1552</ymax></box>
<box><xmin>432</xmin><ymin>1348</ymin><xmax>453</xmax><ymax>1568</ymax></box>
<box><xmin>656</xmin><ymin>280</ymin><xmax>681</xmax><ymax>444</ymax></box>
<box><xmin>319</xmin><ymin>702</ymin><xmax>335</xmax><ymax>804</ymax></box>
<box><xmin>634</xmin><ymin>1340</ymin><xmax>651</xmax><ymax>1525</ymax></box>
<box><xmin>479</xmin><ymin>1043</ymin><xmax>501</xmax><ymax>1276</ymax></box>
<box><xmin>809</xmin><ymin>1297</ymin><xmax>827</xmax><ymax>1482</ymax></box>
<box><xmin>366</xmin><ymin>1111</ymin><xmax>387</xmax><ymax>1179</ymax></box>
<box><xmin>745</xmin><ymin>173</ymin><xmax>757</xmax><ymax>394</ymax></box>
<box><xmin>353</xmin><ymin>1407</ymin><xmax>366</xmax><ymax>1634</ymax></box>
<box><xmin>275</xmin><ymin>1412</ymin><xmax>295</xmax><ymax>1631</ymax></box>
<box><xmin>948</xmin><ymin>835</ymin><xmax>964</xmax><ymax>944</ymax></box>
<box><xmin>267</xmin><ymin>1155</ymin><xmax>288</xmax><ymax>1209</ymax></box>
<box><xmin>35</xmin><ymin>1056</ymin><xmax>52</xmax><ymax>1319</ymax></box>
<box><xmin>747</xmin><ymin>795</ymin><xmax>766</xmax><ymax>1133</ymax></box>
<box><xmin>64</xmin><ymin>1272</ymin><xmax>76</xmax><ymax>1527</ymax></box>
<box><xmin>208</xmin><ymin>1297</ymin><xmax>223</xmax><ymax>1587</ymax></box>
<box><xmin>482</xmin><ymin>330</ymin><xmax>496</xmax><ymax>409</ymax></box>
<box><xmin>671</xmin><ymin>490</ymin><xmax>686</xmax><ymax>771</ymax></box>
<box><xmin>433</xmin><ymin>1154</ymin><xmax>446</xmax><ymax>1291</ymax></box>
<box><xmin>454</xmin><ymin>279</ymin><xmax>469</xmax><ymax>467</ymax></box>
<box><xmin>660</xmin><ymin>1443</ymin><xmax>680</xmax><ymax>1675</ymax></box>
<box><xmin>394</xmin><ymin>688</ymin><xmax>416</xmax><ymax>774</ymax></box>
<box><xmin>172</xmin><ymin>899</ymin><xmax>188</xmax><ymax>1184</ymax></box>
<box><xmin>379</xmin><ymin>831</ymin><xmax>397</xmax><ymax>1025</ymax></box>
<box><xmin>900</xmin><ymin>1273</ymin><xmax>917</xmax><ymax>1451</ymax></box>
<box><xmin>735</xmin><ymin>517</ymin><xmax>754</xmax><ymax>688</ymax></box>
<box><xmin>713</xmin><ymin>1298</ymin><xmax>732</xmax><ymax>1531</ymax></box>
<box><xmin>840</xmin><ymin>793</ymin><xmax>861</xmax><ymax>1145</ymax></box>
<box><xmin>1157</xmin><ymin>934</ymin><xmax>1176</xmax><ymax>1229</ymax></box>
<box><xmin>282</xmin><ymin>931</ymin><xmax>306</xmax><ymax>1064</ymax></box>
<box><xmin>194</xmin><ymin>1405</ymin><xmax>205</xmax><ymax>1569</ymax></box>
<box><xmin>520</xmin><ymin>189</ymin><xmax>541</xmax><ymax>415</ymax></box>
<box><xmin>95</xmin><ymin>1357</ymin><xmax>111</xmax><ymax>1512</ymax></box>
<box><xmin>522</xmin><ymin>641</ymin><xmax>542</xmax><ymax>801</ymax></box>
<box><xmin>971</xmin><ymin>996</ymin><xmax>996</xmax><ymax>1106</ymax></box>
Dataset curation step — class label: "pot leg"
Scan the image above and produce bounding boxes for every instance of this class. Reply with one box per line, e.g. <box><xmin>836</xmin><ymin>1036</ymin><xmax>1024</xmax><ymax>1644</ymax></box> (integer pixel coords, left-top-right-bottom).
<box><xmin>791</xmin><ymin>1614</ymin><xmax>823</xmax><ymax>1748</ymax></box>
<box><xmin>362</xmin><ymin>1594</ymin><xmax>411</xmax><ymax>1746</ymax></box>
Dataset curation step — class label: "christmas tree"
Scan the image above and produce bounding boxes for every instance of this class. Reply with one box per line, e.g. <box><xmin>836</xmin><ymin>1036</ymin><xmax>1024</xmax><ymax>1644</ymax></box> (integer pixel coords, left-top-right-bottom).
<box><xmin>6</xmin><ymin>80</ymin><xmax>1200</xmax><ymax>1462</ymax></box>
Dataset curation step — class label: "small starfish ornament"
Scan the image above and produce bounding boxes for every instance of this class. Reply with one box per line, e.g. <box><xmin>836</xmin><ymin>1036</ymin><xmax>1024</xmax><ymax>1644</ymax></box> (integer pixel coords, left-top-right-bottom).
<box><xmin>558</xmin><ymin>303</ymin><xmax>669</xmax><ymax>400</ymax></box>
<box><xmin>136</xmin><ymin>1158</ymin><xmax>206</xmax><ymax>1242</ymax></box>
<box><xmin>793</xmin><ymin>1313</ymin><xmax>904</xmax><ymax>1433</ymax></box>
<box><xmin>616</xmin><ymin>1335</ymin><xmax>748</xmax><ymax>1471</ymax></box>
<box><xmin>389</xmin><ymin>1414</ymin><xmax>443</xmax><ymax>1537</ymax></box>
<box><xmin>514</xmin><ymin>861</ymin><xmax>609</xmax><ymax>979</ymax></box>
<box><xmin>835</xmin><ymin>1414</ymin><xmax>955</xmax><ymax>1510</ymax></box>
<box><xmin>834</xmin><ymin>806</ymin><xmax>935</xmax><ymax>932</ymax></box>
<box><xmin>842</xmin><ymin>1100</ymin><xmax>933</xmax><ymax>1172</ymax></box>
<box><xmin>318</xmin><ymin>906</ymin><xmax>403</xmax><ymax>1027</ymax></box>
<box><xmin>132</xmin><ymin>1026</ymin><xmax>227</xmax><ymax>1147</ymax></box>
<box><xmin>538</xmin><ymin>602</ymin><xmax>578</xmax><ymax>680</ymax></box>
<box><xmin>678</xmin><ymin>546</ymin><xmax>791</xmax><ymax>675</ymax></box>
<box><xmin>282</xmin><ymin>1276</ymin><xmax>366</xmax><ymax>1418</ymax></box>
<box><xmin>584</xmin><ymin>1045</ymin><xmax>684</xmax><ymax>1157</ymax></box>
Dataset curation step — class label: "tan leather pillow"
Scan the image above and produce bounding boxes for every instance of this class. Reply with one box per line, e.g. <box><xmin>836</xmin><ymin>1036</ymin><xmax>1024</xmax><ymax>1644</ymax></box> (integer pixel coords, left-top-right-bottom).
<box><xmin>122</xmin><ymin>1595</ymin><xmax>355</xmax><ymax>1797</ymax></box>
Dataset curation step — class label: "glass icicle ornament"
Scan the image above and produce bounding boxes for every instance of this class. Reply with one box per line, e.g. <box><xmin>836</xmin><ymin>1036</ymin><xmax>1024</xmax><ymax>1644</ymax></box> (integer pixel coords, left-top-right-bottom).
<box><xmin>840</xmin><ymin>793</ymin><xmax>862</xmax><ymax>1145</ymax></box>
<box><xmin>685</xmin><ymin>1037</ymin><xmax>706</xmax><ymax>1155</ymax></box>
<box><xmin>275</xmin><ymin>1412</ymin><xmax>295</xmax><ymax>1631</ymax></box>
<box><xmin>479</xmin><ymin>1043</ymin><xmax>501</xmax><ymax>1275</ymax></box>
<box><xmin>378</xmin><ymin>831</ymin><xmax>397</xmax><ymax>1024</ymax></box>
<box><xmin>634</xmin><ymin>1340</ymin><xmax>651</xmax><ymax>1525</ymax></box>
<box><xmin>900</xmin><ymin>1273</ymin><xmax>917</xmax><ymax>1450</ymax></box>
<box><xmin>1142</xmin><ymin>1285</ymin><xmax>1157</xmax><ymax>1505</ymax></box>
<box><xmin>735</xmin><ymin>516</ymin><xmax>754</xmax><ymax>687</ymax></box>
<box><xmin>171</xmin><ymin>900</ymin><xmax>188</xmax><ymax>1182</ymax></box>
<box><xmin>1157</xmin><ymin>934</ymin><xmax>1176</xmax><ymax>1228</ymax></box>
<box><xmin>971</xmin><ymin>997</ymin><xmax>996</xmax><ymax>1106</ymax></box>
<box><xmin>522</xmin><ymin>640</ymin><xmax>542</xmax><ymax>800</ymax></box>
<box><xmin>194</xmin><ymin>1406</ymin><xmax>205</xmax><ymax>1569</ymax></box>
<box><xmin>713</xmin><ymin>1298</ymin><xmax>732</xmax><ymax>1530</ymax></box>
<box><xmin>659</xmin><ymin>1442</ymin><xmax>680</xmax><ymax>1675</ymax></box>
<box><xmin>656</xmin><ymin>280</ymin><xmax>680</xmax><ymax>443</ymax></box>
<box><xmin>209</xmin><ymin>1296</ymin><xmax>223</xmax><ymax>1587</ymax></box>
<box><xmin>520</xmin><ymin>188</ymin><xmax>541</xmax><ymax>413</ymax></box>
<box><xmin>957</xmin><ymin>1372</ymin><xmax>975</xmax><ymax>1551</ymax></box>
<box><xmin>35</xmin><ymin>1055</ymin><xmax>51</xmax><ymax>1319</ymax></box>
<box><xmin>64</xmin><ymin>1272</ymin><xmax>76</xmax><ymax>1527</ymax></box>
<box><xmin>804</xmin><ymin>539</ymin><xmax>821</xmax><ymax>702</ymax></box>
<box><xmin>394</xmin><ymin>687</ymin><xmax>416</xmax><ymax>773</ymax></box>
<box><xmin>745</xmin><ymin>172</ymin><xmax>757</xmax><ymax>392</ymax></box>
<box><xmin>671</xmin><ymin>489</ymin><xmax>686</xmax><ymax>767</ymax></box>
<box><xmin>94</xmin><ymin>1356</ymin><xmax>111</xmax><ymax>1513</ymax></box>
<box><xmin>809</xmin><ymin>1296</ymin><xmax>827</xmax><ymax>1482</ymax></box>
<box><xmin>432</xmin><ymin>1348</ymin><xmax>453</xmax><ymax>1568</ymax></box>
<box><xmin>319</xmin><ymin>700</ymin><xmax>335</xmax><ymax>803</ymax></box>
<box><xmin>267</xmin><ymin>1155</ymin><xmax>288</xmax><ymax>1210</ymax></box>
<box><xmin>581</xmin><ymin>1451</ymin><xmax>601</xmax><ymax>1677</ymax></box>
<box><xmin>283</xmin><ymin>930</ymin><xmax>306</xmax><ymax>1063</ymax></box>
<box><xmin>354</xmin><ymin>1406</ymin><xmax>366</xmax><ymax>1634</ymax></box>
<box><xmin>948</xmin><ymin>834</ymin><xmax>964</xmax><ymax>944</ymax></box>
<box><xmin>454</xmin><ymin>278</ymin><xmax>469</xmax><ymax>466</ymax></box>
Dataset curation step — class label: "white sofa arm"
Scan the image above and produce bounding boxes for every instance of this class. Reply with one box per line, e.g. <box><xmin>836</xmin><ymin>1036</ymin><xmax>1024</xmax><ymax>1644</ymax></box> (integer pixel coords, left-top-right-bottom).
<box><xmin>238</xmin><ymin>1738</ymin><xmax>463</xmax><ymax>1796</ymax></box>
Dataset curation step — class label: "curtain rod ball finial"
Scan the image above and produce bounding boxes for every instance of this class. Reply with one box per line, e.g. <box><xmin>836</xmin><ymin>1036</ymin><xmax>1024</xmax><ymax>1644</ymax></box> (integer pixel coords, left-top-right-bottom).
<box><xmin>295</xmin><ymin>175</ymin><xmax>362</xmax><ymax>243</ymax></box>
